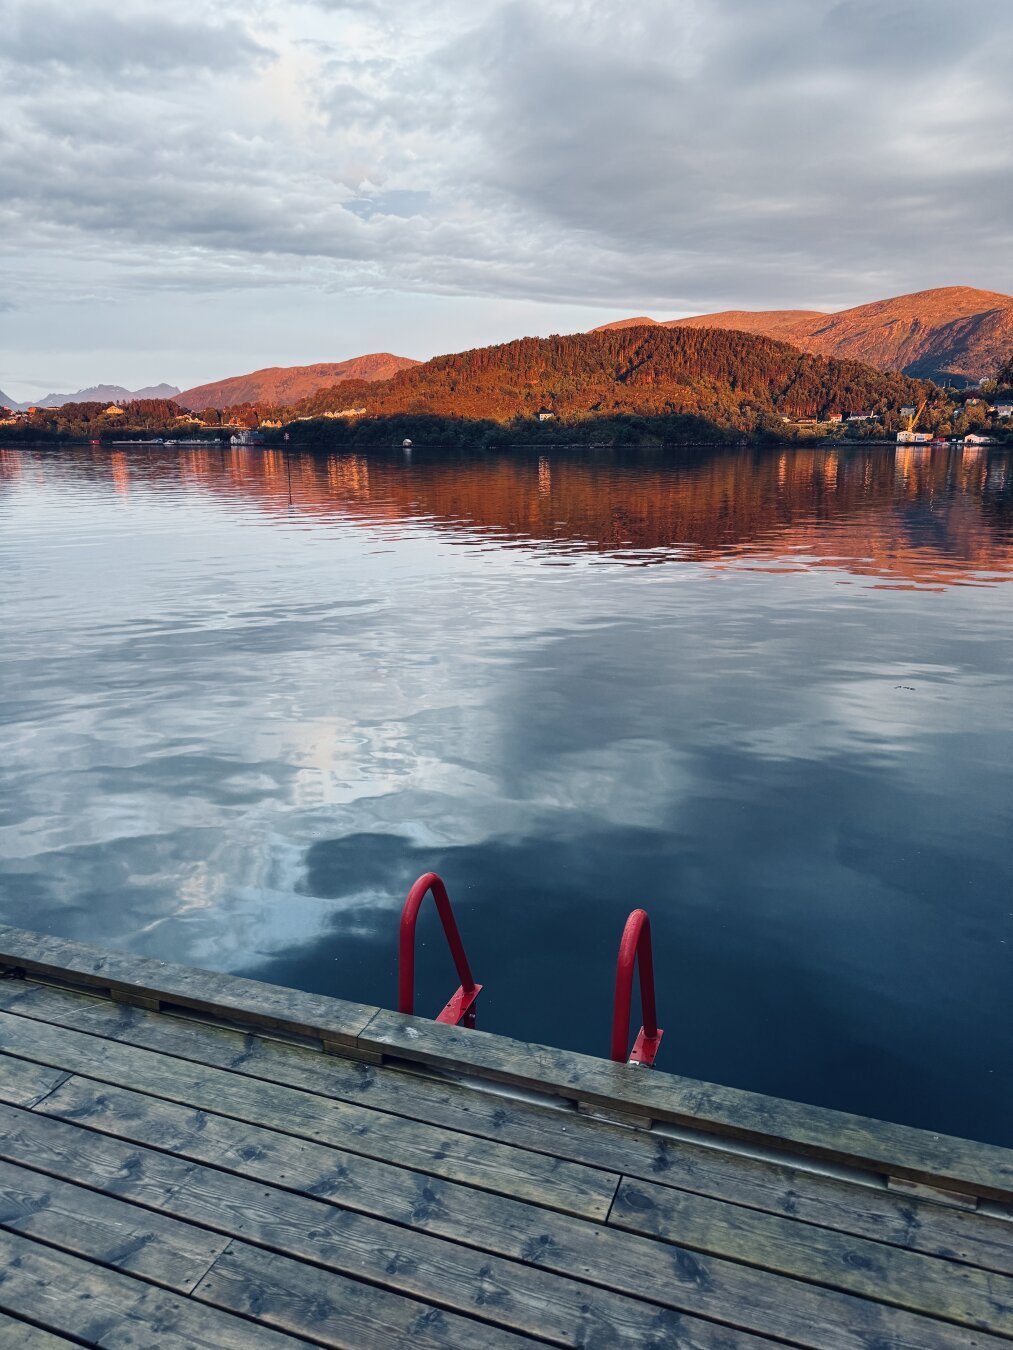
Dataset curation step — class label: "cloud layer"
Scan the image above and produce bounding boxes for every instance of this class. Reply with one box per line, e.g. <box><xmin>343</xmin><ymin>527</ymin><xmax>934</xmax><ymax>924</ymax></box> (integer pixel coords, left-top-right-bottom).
<box><xmin>2</xmin><ymin>0</ymin><xmax>1011</xmax><ymax>393</ymax></box>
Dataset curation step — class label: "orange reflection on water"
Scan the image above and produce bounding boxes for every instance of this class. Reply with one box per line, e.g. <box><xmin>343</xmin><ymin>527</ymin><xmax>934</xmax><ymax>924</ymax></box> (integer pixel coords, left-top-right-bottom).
<box><xmin>197</xmin><ymin>444</ymin><xmax>1012</xmax><ymax>588</ymax></box>
<box><xmin>109</xmin><ymin>452</ymin><xmax>131</xmax><ymax>497</ymax></box>
<box><xmin>6</xmin><ymin>442</ymin><xmax>1013</xmax><ymax>589</ymax></box>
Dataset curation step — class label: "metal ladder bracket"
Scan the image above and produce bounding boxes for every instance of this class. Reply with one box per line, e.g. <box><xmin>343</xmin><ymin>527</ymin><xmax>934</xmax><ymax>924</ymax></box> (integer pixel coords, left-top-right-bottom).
<box><xmin>628</xmin><ymin>1026</ymin><xmax>665</xmax><ymax>1067</ymax></box>
<box><xmin>436</xmin><ymin>981</ymin><xmax>483</xmax><ymax>1027</ymax></box>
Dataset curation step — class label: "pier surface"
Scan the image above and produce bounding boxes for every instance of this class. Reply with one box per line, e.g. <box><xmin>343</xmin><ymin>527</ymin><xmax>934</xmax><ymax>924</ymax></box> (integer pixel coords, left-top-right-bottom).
<box><xmin>0</xmin><ymin>927</ymin><xmax>1010</xmax><ymax>1347</ymax></box>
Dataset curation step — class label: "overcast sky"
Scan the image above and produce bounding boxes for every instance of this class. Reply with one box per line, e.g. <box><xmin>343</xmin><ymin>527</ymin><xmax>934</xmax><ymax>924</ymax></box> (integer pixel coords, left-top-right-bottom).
<box><xmin>2</xmin><ymin>0</ymin><xmax>1011</xmax><ymax>399</ymax></box>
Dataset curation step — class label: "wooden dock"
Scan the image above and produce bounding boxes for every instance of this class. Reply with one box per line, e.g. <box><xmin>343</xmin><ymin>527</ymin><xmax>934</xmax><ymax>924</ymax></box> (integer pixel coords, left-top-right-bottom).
<box><xmin>0</xmin><ymin>926</ymin><xmax>1009</xmax><ymax>1347</ymax></box>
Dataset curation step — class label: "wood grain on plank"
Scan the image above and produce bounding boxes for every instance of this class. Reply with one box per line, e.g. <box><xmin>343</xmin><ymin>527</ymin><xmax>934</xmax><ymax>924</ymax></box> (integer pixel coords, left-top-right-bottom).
<box><xmin>0</xmin><ymin>1157</ymin><xmax>229</xmax><ymax>1293</ymax></box>
<box><xmin>194</xmin><ymin>1240</ymin><xmax>541</xmax><ymax>1350</ymax></box>
<box><xmin>0</xmin><ymin>1011</ymin><xmax>617</xmax><ymax>1220</ymax></box>
<box><xmin>361</xmin><ymin>1009</ymin><xmax>1013</xmax><ymax>1203</ymax></box>
<box><xmin>24</xmin><ymin>1079</ymin><xmax>1009</xmax><ymax>1350</ymax></box>
<box><xmin>5</xmin><ymin>978</ymin><xmax>1011</xmax><ymax>1279</ymax></box>
<box><xmin>0</xmin><ymin>1311</ymin><xmax>80</xmax><ymax>1349</ymax></box>
<box><xmin>0</xmin><ymin>1148</ymin><xmax>539</xmax><ymax>1350</ymax></box>
<box><xmin>0</xmin><ymin>1101</ymin><xmax>767</xmax><ymax>1349</ymax></box>
<box><xmin>0</xmin><ymin>924</ymin><xmax>376</xmax><ymax>1053</ymax></box>
<box><xmin>0</xmin><ymin>1227</ymin><xmax>312</xmax><ymax>1349</ymax></box>
<box><xmin>0</xmin><ymin>1051</ymin><xmax>67</xmax><ymax>1110</ymax></box>
<box><xmin>607</xmin><ymin>1176</ymin><xmax>1013</xmax><ymax>1336</ymax></box>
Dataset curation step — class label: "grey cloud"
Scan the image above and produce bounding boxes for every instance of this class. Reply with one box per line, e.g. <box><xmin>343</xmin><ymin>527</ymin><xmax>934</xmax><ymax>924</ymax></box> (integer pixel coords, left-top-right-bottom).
<box><xmin>4</xmin><ymin>3</ymin><xmax>272</xmax><ymax>75</ymax></box>
<box><xmin>434</xmin><ymin>0</ymin><xmax>1013</xmax><ymax>306</ymax></box>
<box><xmin>820</xmin><ymin>0</ymin><xmax>1004</xmax><ymax>69</ymax></box>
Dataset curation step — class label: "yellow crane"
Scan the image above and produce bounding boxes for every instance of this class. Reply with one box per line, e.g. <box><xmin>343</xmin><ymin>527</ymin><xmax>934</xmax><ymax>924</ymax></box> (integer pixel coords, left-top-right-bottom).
<box><xmin>906</xmin><ymin>398</ymin><xmax>928</xmax><ymax>433</ymax></box>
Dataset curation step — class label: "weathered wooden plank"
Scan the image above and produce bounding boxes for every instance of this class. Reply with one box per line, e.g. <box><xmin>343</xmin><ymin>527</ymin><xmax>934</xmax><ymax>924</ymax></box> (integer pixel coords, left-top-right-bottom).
<box><xmin>607</xmin><ymin>1177</ymin><xmax>1013</xmax><ymax>1336</ymax></box>
<box><xmin>361</xmin><ymin>1009</ymin><xmax>1013</xmax><ymax>1203</ymax></box>
<box><xmin>6</xmin><ymin>978</ymin><xmax>1011</xmax><ymax>1280</ymax></box>
<box><xmin>193</xmin><ymin>1240</ymin><xmax>540</xmax><ymax>1350</ymax></box>
<box><xmin>8</xmin><ymin>979</ymin><xmax>1012</xmax><ymax>1284</ymax></box>
<box><xmin>0</xmin><ymin>924</ymin><xmax>376</xmax><ymax>1054</ymax></box>
<box><xmin>0</xmin><ymin>1054</ymin><xmax>78</xmax><ymax>1110</ymax></box>
<box><xmin>0</xmin><ymin>1099</ymin><xmax>776</xmax><ymax>1349</ymax></box>
<box><xmin>0</xmin><ymin>1011</ymin><xmax>617</xmax><ymax>1220</ymax></box>
<box><xmin>0</xmin><ymin>1046</ymin><xmax>68</xmax><ymax>1110</ymax></box>
<box><xmin>0</xmin><ymin>1157</ymin><xmax>229</xmax><ymax>1294</ymax></box>
<box><xmin>25</xmin><ymin>1079</ymin><xmax>1009</xmax><ymax>1349</ymax></box>
<box><xmin>0</xmin><ymin>1227</ymin><xmax>312</xmax><ymax>1349</ymax></box>
<box><xmin>0</xmin><ymin>1152</ymin><xmax>537</xmax><ymax>1350</ymax></box>
<box><xmin>0</xmin><ymin>1311</ymin><xmax>79</xmax><ymax>1348</ymax></box>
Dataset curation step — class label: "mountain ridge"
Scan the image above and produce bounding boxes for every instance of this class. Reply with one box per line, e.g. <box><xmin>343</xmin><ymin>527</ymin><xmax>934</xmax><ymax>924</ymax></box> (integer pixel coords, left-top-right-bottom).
<box><xmin>38</xmin><ymin>383</ymin><xmax>181</xmax><ymax>409</ymax></box>
<box><xmin>595</xmin><ymin>287</ymin><xmax>1013</xmax><ymax>383</ymax></box>
<box><xmin>2</xmin><ymin>383</ymin><xmax>182</xmax><ymax>411</ymax></box>
<box><xmin>176</xmin><ymin>353</ymin><xmax>419</xmax><ymax>410</ymax></box>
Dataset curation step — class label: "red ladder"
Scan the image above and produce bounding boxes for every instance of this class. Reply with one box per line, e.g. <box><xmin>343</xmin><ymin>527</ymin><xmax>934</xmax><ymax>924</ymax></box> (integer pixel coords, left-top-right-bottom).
<box><xmin>398</xmin><ymin>873</ymin><xmax>663</xmax><ymax>1064</ymax></box>
<box><xmin>398</xmin><ymin>872</ymin><xmax>482</xmax><ymax>1026</ymax></box>
<box><xmin>610</xmin><ymin>908</ymin><xmax>664</xmax><ymax>1066</ymax></box>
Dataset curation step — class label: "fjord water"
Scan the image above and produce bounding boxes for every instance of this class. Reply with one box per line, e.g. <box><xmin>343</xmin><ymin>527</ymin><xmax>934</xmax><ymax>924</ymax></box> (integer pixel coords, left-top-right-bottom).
<box><xmin>1</xmin><ymin>442</ymin><xmax>1011</xmax><ymax>1145</ymax></box>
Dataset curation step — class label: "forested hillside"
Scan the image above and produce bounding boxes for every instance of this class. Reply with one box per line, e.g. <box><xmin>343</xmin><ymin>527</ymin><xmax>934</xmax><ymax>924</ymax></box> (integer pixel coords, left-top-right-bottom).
<box><xmin>295</xmin><ymin>327</ymin><xmax>936</xmax><ymax>431</ymax></box>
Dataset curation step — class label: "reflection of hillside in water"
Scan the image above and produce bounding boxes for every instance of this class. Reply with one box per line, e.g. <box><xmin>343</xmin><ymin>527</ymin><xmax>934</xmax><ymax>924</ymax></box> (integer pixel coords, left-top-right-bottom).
<box><xmin>215</xmin><ymin>444</ymin><xmax>1013</xmax><ymax>588</ymax></box>
<box><xmin>6</xmin><ymin>442</ymin><xmax>1013</xmax><ymax>587</ymax></box>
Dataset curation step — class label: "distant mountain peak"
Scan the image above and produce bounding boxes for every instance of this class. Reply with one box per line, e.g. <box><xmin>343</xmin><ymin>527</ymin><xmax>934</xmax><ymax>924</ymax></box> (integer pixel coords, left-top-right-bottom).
<box><xmin>591</xmin><ymin>316</ymin><xmax>661</xmax><ymax>331</ymax></box>
<box><xmin>36</xmin><ymin>382</ymin><xmax>181</xmax><ymax>409</ymax></box>
<box><xmin>869</xmin><ymin>284</ymin><xmax>1011</xmax><ymax>307</ymax></box>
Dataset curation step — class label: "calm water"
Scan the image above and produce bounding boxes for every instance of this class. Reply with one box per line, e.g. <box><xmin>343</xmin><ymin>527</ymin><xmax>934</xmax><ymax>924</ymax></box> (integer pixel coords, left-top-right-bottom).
<box><xmin>1</xmin><ymin>441</ymin><xmax>1011</xmax><ymax>1144</ymax></box>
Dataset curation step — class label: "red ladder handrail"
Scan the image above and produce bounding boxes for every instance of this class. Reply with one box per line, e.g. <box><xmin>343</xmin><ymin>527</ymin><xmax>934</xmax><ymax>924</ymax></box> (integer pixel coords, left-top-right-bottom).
<box><xmin>610</xmin><ymin>908</ymin><xmax>664</xmax><ymax>1066</ymax></box>
<box><xmin>399</xmin><ymin>872</ymin><xmax>482</xmax><ymax>1026</ymax></box>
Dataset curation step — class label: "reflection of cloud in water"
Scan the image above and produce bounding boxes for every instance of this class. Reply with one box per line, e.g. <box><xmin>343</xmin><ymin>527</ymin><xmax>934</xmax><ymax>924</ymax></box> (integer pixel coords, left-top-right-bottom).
<box><xmin>519</xmin><ymin>741</ymin><xmax>692</xmax><ymax>831</ymax></box>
